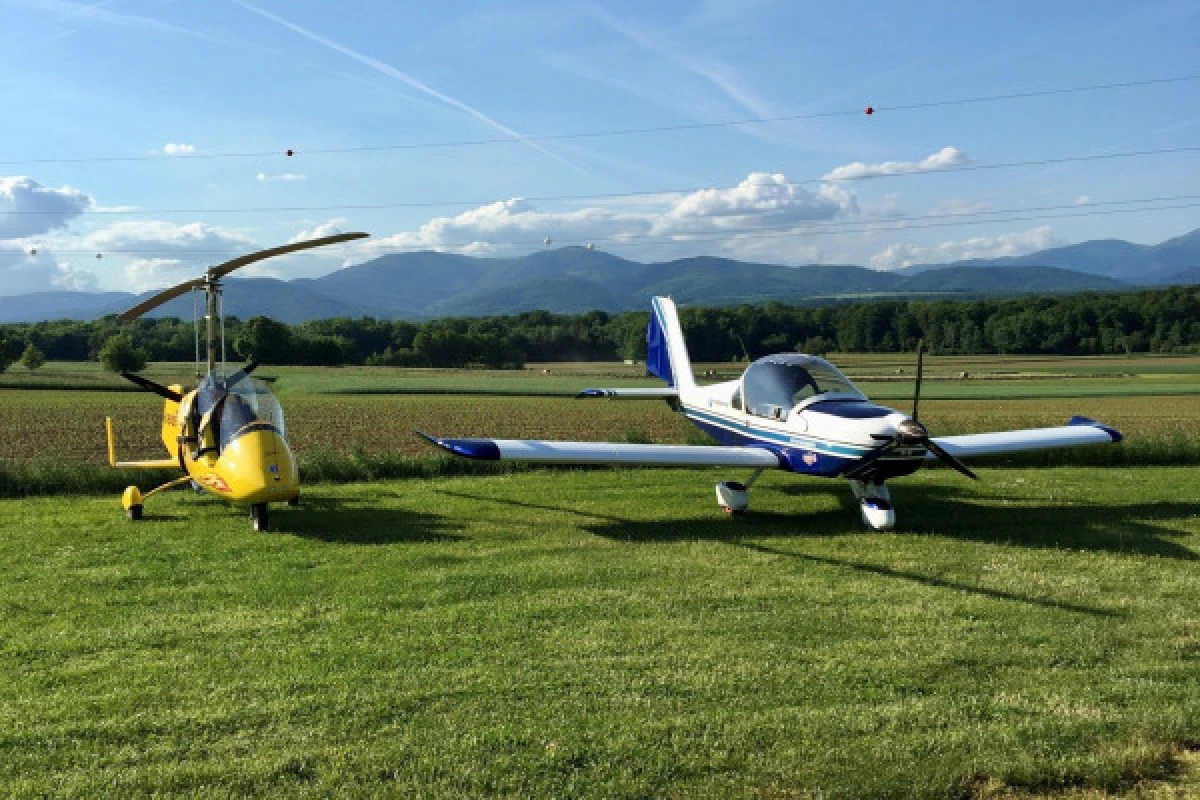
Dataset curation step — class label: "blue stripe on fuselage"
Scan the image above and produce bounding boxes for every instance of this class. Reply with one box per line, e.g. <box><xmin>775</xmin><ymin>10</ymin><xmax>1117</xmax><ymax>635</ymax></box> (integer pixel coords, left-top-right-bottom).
<box><xmin>682</xmin><ymin>404</ymin><xmax>871</xmax><ymax>458</ymax></box>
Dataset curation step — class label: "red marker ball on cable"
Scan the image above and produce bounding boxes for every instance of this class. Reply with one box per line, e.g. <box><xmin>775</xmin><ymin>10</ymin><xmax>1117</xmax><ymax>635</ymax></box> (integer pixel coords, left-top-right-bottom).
<box><xmin>865</xmin><ymin>106</ymin><xmax>874</xmax><ymax>115</ymax></box>
<box><xmin>286</xmin><ymin>148</ymin><xmax>294</xmax><ymax>157</ymax></box>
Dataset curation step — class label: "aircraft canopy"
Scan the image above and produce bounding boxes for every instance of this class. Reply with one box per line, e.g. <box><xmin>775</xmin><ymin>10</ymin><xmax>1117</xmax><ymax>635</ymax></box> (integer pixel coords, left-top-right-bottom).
<box><xmin>195</xmin><ymin>371</ymin><xmax>287</xmax><ymax>452</ymax></box>
<box><xmin>743</xmin><ymin>354</ymin><xmax>865</xmax><ymax>418</ymax></box>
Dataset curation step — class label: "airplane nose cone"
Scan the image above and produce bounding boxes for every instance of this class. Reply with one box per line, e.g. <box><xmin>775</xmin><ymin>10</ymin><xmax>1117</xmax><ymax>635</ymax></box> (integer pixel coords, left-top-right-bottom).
<box><xmin>896</xmin><ymin>418</ymin><xmax>928</xmax><ymax>444</ymax></box>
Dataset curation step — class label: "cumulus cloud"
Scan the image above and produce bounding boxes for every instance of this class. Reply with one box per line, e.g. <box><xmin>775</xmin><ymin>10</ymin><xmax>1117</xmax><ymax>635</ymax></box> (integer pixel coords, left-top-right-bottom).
<box><xmin>163</xmin><ymin>142</ymin><xmax>196</xmax><ymax>156</ymax></box>
<box><xmin>0</xmin><ymin>176</ymin><xmax>92</xmax><ymax>239</ymax></box>
<box><xmin>869</xmin><ymin>226</ymin><xmax>1061</xmax><ymax>270</ymax></box>
<box><xmin>823</xmin><ymin>147</ymin><xmax>969</xmax><ymax>182</ymax></box>
<box><xmin>361</xmin><ymin>172</ymin><xmax>859</xmax><ymax>263</ymax></box>
<box><xmin>288</xmin><ymin>218</ymin><xmax>347</xmax><ymax>244</ymax></box>
<box><xmin>257</xmin><ymin>172</ymin><xmax>307</xmax><ymax>182</ymax></box>
<box><xmin>78</xmin><ymin>221</ymin><xmax>257</xmax><ymax>289</ymax></box>
<box><xmin>51</xmin><ymin>262</ymin><xmax>100</xmax><ymax>291</ymax></box>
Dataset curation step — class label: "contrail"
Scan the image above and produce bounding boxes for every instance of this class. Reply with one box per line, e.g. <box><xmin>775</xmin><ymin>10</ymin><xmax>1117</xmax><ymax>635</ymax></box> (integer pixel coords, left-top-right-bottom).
<box><xmin>236</xmin><ymin>1</ymin><xmax>588</xmax><ymax>176</ymax></box>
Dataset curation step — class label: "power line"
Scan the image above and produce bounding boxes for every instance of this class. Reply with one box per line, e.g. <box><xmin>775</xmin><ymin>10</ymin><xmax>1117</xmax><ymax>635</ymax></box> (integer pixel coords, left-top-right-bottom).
<box><xmin>2</xmin><ymin>73</ymin><xmax>1197</xmax><ymax>167</ymax></box>
<box><xmin>23</xmin><ymin>199</ymin><xmax>1200</xmax><ymax>256</ymax></box>
<box><xmin>6</xmin><ymin>145</ymin><xmax>1200</xmax><ymax>217</ymax></box>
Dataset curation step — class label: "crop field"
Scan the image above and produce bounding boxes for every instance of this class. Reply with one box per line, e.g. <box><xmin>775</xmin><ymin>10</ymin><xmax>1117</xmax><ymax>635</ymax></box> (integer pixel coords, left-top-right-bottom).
<box><xmin>0</xmin><ymin>354</ymin><xmax>1198</xmax><ymax>797</ymax></box>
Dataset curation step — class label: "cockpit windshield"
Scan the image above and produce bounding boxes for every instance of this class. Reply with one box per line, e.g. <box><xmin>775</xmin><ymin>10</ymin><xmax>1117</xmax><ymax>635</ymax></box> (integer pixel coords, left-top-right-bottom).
<box><xmin>742</xmin><ymin>354</ymin><xmax>865</xmax><ymax>419</ymax></box>
<box><xmin>195</xmin><ymin>371</ymin><xmax>287</xmax><ymax>452</ymax></box>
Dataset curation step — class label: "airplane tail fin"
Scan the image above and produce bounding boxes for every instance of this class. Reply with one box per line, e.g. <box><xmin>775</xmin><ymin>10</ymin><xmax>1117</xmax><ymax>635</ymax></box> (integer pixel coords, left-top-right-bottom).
<box><xmin>646</xmin><ymin>296</ymin><xmax>696</xmax><ymax>391</ymax></box>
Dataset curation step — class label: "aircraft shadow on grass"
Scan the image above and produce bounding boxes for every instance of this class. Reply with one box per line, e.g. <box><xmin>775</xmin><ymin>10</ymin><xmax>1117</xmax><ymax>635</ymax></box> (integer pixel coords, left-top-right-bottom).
<box><xmin>249</xmin><ymin>494</ymin><xmax>464</xmax><ymax>545</ymax></box>
<box><xmin>437</xmin><ymin>484</ymin><xmax>1199</xmax><ymax>618</ymax></box>
<box><xmin>439</xmin><ymin>484</ymin><xmax>1197</xmax><ymax>560</ymax></box>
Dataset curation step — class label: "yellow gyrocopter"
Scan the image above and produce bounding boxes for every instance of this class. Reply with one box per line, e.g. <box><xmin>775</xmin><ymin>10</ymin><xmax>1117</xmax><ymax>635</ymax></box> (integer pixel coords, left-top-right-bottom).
<box><xmin>104</xmin><ymin>232</ymin><xmax>368</xmax><ymax>531</ymax></box>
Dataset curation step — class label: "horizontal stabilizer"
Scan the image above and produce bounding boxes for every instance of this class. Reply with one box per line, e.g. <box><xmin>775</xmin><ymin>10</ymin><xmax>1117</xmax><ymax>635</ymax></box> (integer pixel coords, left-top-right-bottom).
<box><xmin>416</xmin><ymin>431</ymin><xmax>782</xmax><ymax>468</ymax></box>
<box><xmin>576</xmin><ymin>387</ymin><xmax>681</xmax><ymax>399</ymax></box>
<box><xmin>930</xmin><ymin>417</ymin><xmax>1122</xmax><ymax>459</ymax></box>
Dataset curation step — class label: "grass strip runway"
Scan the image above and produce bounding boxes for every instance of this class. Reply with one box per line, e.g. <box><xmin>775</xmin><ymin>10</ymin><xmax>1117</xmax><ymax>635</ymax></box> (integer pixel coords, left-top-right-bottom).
<box><xmin>1</xmin><ymin>467</ymin><xmax>1196</xmax><ymax>797</ymax></box>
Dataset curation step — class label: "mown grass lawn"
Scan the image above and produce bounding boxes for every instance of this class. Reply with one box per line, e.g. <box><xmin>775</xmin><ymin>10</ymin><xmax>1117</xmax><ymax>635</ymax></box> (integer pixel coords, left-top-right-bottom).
<box><xmin>1</xmin><ymin>467</ymin><xmax>1197</xmax><ymax>797</ymax></box>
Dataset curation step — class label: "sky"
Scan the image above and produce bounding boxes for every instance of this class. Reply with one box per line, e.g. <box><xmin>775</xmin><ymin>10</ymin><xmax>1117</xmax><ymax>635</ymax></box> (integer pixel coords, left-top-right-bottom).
<box><xmin>1</xmin><ymin>0</ymin><xmax>1198</xmax><ymax>296</ymax></box>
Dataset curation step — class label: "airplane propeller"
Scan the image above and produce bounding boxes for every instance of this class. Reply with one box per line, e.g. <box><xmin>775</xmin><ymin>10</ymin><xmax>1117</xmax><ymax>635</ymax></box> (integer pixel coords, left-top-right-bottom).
<box><xmin>119</xmin><ymin>371</ymin><xmax>183</xmax><ymax>403</ymax></box>
<box><xmin>846</xmin><ymin>340</ymin><xmax>978</xmax><ymax>481</ymax></box>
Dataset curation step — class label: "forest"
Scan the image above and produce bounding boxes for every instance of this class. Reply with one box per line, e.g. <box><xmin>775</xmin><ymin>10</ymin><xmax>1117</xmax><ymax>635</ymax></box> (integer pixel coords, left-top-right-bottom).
<box><xmin>1</xmin><ymin>285</ymin><xmax>1197</xmax><ymax>370</ymax></box>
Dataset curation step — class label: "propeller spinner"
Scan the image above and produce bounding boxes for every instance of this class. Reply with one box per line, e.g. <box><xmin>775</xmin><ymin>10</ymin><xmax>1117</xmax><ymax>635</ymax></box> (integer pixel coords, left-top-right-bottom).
<box><xmin>847</xmin><ymin>340</ymin><xmax>978</xmax><ymax>481</ymax></box>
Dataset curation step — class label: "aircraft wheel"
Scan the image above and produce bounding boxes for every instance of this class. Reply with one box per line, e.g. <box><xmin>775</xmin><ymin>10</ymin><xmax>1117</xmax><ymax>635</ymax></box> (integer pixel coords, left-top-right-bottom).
<box><xmin>250</xmin><ymin>503</ymin><xmax>269</xmax><ymax>532</ymax></box>
<box><xmin>127</xmin><ymin>504</ymin><xmax>143</xmax><ymax>521</ymax></box>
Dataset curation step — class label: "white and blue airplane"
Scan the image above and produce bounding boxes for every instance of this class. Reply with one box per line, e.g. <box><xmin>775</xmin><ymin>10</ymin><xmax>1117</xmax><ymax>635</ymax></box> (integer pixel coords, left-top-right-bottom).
<box><xmin>418</xmin><ymin>296</ymin><xmax>1123</xmax><ymax>530</ymax></box>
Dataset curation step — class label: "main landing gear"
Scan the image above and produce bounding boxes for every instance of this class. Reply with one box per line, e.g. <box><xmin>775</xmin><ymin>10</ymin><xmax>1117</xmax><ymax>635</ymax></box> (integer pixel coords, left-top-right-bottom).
<box><xmin>715</xmin><ymin>469</ymin><xmax>763</xmax><ymax>515</ymax></box>
<box><xmin>850</xmin><ymin>480</ymin><xmax>895</xmax><ymax>530</ymax></box>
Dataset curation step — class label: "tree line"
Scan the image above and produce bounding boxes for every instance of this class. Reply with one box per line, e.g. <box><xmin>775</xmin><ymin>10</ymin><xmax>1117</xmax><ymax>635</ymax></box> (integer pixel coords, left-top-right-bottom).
<box><xmin>1</xmin><ymin>286</ymin><xmax>1198</xmax><ymax>372</ymax></box>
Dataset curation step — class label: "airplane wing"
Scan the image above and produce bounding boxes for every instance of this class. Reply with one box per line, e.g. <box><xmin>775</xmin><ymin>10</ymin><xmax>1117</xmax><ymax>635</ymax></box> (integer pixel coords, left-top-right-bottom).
<box><xmin>929</xmin><ymin>416</ymin><xmax>1122</xmax><ymax>459</ymax></box>
<box><xmin>416</xmin><ymin>431</ymin><xmax>782</xmax><ymax>468</ymax></box>
<box><xmin>576</xmin><ymin>387</ymin><xmax>680</xmax><ymax>399</ymax></box>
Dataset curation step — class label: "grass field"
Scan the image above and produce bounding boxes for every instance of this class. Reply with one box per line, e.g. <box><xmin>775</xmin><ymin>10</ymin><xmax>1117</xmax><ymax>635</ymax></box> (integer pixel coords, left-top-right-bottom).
<box><xmin>0</xmin><ymin>468</ymin><xmax>1197</xmax><ymax>797</ymax></box>
<box><xmin>1</xmin><ymin>355</ymin><xmax>1198</xmax><ymax>796</ymax></box>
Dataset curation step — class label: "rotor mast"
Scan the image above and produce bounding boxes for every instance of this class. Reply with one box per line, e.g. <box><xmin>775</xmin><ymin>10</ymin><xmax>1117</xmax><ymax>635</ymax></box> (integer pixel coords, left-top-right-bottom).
<box><xmin>115</xmin><ymin>232</ymin><xmax>370</xmax><ymax>378</ymax></box>
<box><xmin>205</xmin><ymin>270</ymin><xmax>220</xmax><ymax>376</ymax></box>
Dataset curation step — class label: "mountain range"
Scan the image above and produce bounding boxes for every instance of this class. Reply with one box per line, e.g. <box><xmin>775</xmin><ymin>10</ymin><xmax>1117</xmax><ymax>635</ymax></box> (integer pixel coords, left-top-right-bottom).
<box><xmin>1</xmin><ymin>227</ymin><xmax>1196</xmax><ymax>324</ymax></box>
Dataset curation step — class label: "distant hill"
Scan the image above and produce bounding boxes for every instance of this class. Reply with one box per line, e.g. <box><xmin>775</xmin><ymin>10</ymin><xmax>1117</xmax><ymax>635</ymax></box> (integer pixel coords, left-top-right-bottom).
<box><xmin>7</xmin><ymin>227</ymin><xmax>1200</xmax><ymax>323</ymax></box>
<box><xmin>904</xmin><ymin>226</ymin><xmax>1200</xmax><ymax>283</ymax></box>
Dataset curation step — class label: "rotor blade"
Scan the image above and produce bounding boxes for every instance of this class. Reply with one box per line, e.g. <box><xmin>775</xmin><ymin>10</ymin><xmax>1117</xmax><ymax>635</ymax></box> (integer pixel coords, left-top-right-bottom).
<box><xmin>912</xmin><ymin>339</ymin><xmax>925</xmax><ymax>422</ymax></box>
<box><xmin>925</xmin><ymin>439</ymin><xmax>979</xmax><ymax>480</ymax></box>
<box><xmin>116</xmin><ymin>277</ymin><xmax>206</xmax><ymax>321</ymax></box>
<box><xmin>210</xmin><ymin>232</ymin><xmax>369</xmax><ymax>279</ymax></box>
<box><xmin>120</xmin><ymin>372</ymin><xmax>183</xmax><ymax>402</ymax></box>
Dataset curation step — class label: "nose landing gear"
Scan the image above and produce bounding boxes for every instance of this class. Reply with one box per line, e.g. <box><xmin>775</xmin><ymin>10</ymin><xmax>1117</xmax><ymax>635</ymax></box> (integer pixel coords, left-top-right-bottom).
<box><xmin>850</xmin><ymin>480</ymin><xmax>895</xmax><ymax>530</ymax></box>
<box><xmin>250</xmin><ymin>502</ymin><xmax>269</xmax><ymax>532</ymax></box>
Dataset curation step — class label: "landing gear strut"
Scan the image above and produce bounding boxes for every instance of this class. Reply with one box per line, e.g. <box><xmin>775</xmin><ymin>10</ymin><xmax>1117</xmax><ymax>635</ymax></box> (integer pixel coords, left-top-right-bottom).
<box><xmin>716</xmin><ymin>468</ymin><xmax>763</xmax><ymax>515</ymax></box>
<box><xmin>850</xmin><ymin>480</ymin><xmax>895</xmax><ymax>530</ymax></box>
<box><xmin>250</xmin><ymin>502</ymin><xmax>269</xmax><ymax>532</ymax></box>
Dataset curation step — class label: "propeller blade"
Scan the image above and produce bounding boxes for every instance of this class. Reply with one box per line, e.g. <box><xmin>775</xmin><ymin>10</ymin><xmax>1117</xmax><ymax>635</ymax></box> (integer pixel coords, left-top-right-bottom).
<box><xmin>843</xmin><ymin>440</ymin><xmax>896</xmax><ymax>479</ymax></box>
<box><xmin>210</xmin><ymin>232</ymin><xmax>369</xmax><ymax>279</ymax></box>
<box><xmin>912</xmin><ymin>338</ymin><xmax>925</xmax><ymax>422</ymax></box>
<box><xmin>117</xmin><ymin>277</ymin><xmax>206</xmax><ymax>321</ymax></box>
<box><xmin>120</xmin><ymin>372</ymin><xmax>184</xmax><ymax>402</ymax></box>
<box><xmin>222</xmin><ymin>361</ymin><xmax>260</xmax><ymax>390</ymax></box>
<box><xmin>925</xmin><ymin>439</ymin><xmax>979</xmax><ymax>480</ymax></box>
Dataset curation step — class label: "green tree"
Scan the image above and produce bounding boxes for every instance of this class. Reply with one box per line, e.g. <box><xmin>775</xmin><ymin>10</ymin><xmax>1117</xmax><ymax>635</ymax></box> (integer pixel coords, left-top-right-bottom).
<box><xmin>233</xmin><ymin>316</ymin><xmax>293</xmax><ymax>364</ymax></box>
<box><xmin>20</xmin><ymin>343</ymin><xmax>46</xmax><ymax>371</ymax></box>
<box><xmin>99</xmin><ymin>334</ymin><xmax>148</xmax><ymax>373</ymax></box>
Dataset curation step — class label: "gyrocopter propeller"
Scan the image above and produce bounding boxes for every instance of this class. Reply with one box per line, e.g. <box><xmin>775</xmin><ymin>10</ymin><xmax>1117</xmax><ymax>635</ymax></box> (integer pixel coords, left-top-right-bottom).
<box><xmin>103</xmin><ymin>232</ymin><xmax>369</xmax><ymax>530</ymax></box>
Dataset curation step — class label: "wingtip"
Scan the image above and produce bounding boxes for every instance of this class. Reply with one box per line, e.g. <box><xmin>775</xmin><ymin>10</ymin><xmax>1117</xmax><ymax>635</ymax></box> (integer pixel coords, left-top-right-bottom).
<box><xmin>1067</xmin><ymin>415</ymin><xmax>1124</xmax><ymax>443</ymax></box>
<box><xmin>413</xmin><ymin>430</ymin><xmax>501</xmax><ymax>460</ymax></box>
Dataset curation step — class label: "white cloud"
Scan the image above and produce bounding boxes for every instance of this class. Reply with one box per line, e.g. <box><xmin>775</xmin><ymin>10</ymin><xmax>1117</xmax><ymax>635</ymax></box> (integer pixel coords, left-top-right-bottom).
<box><xmin>289</xmin><ymin>218</ymin><xmax>347</xmax><ymax>244</ymax></box>
<box><xmin>869</xmin><ymin>226</ymin><xmax>1061</xmax><ymax>270</ymax></box>
<box><xmin>1075</xmin><ymin>195</ymin><xmax>1091</xmax><ymax>206</ymax></box>
<box><xmin>80</xmin><ymin>221</ymin><xmax>257</xmax><ymax>289</ymax></box>
<box><xmin>359</xmin><ymin>172</ymin><xmax>859</xmax><ymax>265</ymax></box>
<box><xmin>124</xmin><ymin>258</ymin><xmax>186</xmax><ymax>292</ymax></box>
<box><xmin>0</xmin><ymin>176</ymin><xmax>91</xmax><ymax>239</ymax></box>
<box><xmin>823</xmin><ymin>147</ymin><xmax>969</xmax><ymax>182</ymax></box>
<box><xmin>51</xmin><ymin>262</ymin><xmax>99</xmax><ymax>291</ymax></box>
<box><xmin>163</xmin><ymin>142</ymin><xmax>196</xmax><ymax>156</ymax></box>
<box><xmin>256</xmin><ymin>172</ymin><xmax>307</xmax><ymax>182</ymax></box>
